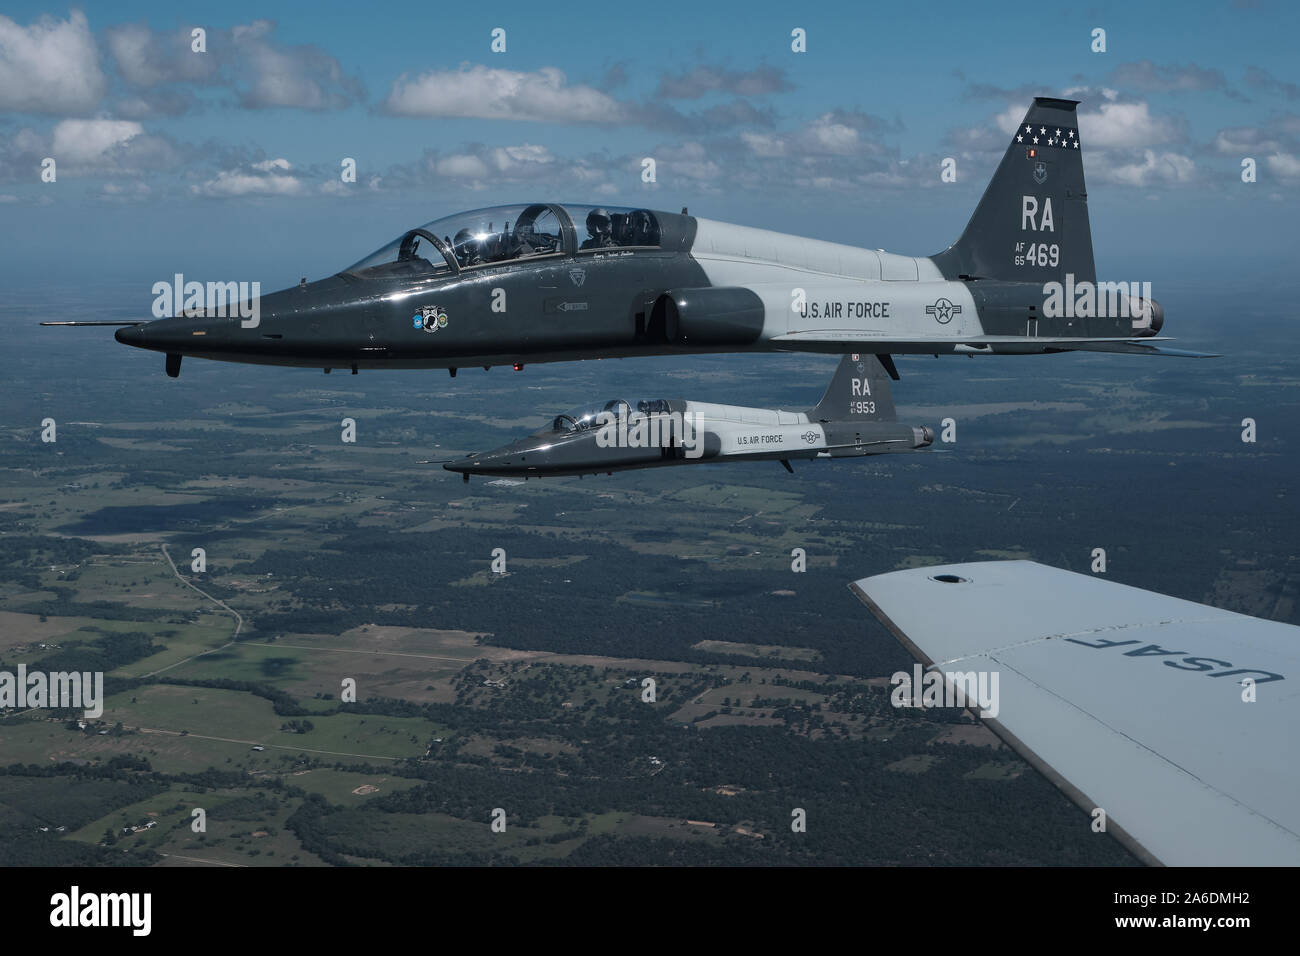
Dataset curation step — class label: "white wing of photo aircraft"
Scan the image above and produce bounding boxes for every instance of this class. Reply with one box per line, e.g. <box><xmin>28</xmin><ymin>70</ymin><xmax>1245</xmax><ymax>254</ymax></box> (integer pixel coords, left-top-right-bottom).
<box><xmin>851</xmin><ymin>560</ymin><xmax>1300</xmax><ymax>866</ymax></box>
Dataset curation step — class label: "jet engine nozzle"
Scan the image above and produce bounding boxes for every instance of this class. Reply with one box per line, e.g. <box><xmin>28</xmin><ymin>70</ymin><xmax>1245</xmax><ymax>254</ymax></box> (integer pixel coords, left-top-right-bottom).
<box><xmin>914</xmin><ymin>426</ymin><xmax>934</xmax><ymax>448</ymax></box>
<box><xmin>1130</xmin><ymin>296</ymin><xmax>1164</xmax><ymax>337</ymax></box>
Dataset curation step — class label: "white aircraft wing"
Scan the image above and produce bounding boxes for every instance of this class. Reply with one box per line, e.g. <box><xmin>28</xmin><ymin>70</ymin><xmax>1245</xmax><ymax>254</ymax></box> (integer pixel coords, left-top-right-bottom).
<box><xmin>850</xmin><ymin>560</ymin><xmax>1300</xmax><ymax>866</ymax></box>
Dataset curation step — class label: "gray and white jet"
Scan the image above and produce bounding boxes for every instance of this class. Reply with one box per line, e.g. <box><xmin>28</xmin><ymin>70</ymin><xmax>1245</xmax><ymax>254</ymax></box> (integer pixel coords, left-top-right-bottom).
<box><xmin>443</xmin><ymin>354</ymin><xmax>930</xmax><ymax>480</ymax></box>
<box><xmin>50</xmin><ymin>97</ymin><xmax>1212</xmax><ymax>378</ymax></box>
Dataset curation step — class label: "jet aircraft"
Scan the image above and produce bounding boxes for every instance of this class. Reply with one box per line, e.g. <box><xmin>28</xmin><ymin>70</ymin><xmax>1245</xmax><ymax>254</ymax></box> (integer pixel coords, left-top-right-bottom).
<box><xmin>443</xmin><ymin>354</ymin><xmax>931</xmax><ymax>480</ymax></box>
<box><xmin>48</xmin><ymin>97</ymin><xmax>1212</xmax><ymax>378</ymax></box>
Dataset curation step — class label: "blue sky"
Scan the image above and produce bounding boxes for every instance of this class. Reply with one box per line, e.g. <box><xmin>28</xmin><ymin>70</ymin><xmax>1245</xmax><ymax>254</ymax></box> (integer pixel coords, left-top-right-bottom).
<box><xmin>1</xmin><ymin>0</ymin><xmax>1297</xmax><ymax>292</ymax></box>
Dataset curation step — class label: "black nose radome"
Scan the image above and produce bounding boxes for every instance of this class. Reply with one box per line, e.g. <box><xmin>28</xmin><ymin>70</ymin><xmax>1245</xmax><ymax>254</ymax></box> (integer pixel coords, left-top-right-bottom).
<box><xmin>115</xmin><ymin>325</ymin><xmax>145</xmax><ymax>346</ymax></box>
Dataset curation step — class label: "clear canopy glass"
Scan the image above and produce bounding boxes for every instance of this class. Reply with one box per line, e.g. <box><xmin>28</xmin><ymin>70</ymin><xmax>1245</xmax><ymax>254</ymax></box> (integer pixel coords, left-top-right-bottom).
<box><xmin>551</xmin><ymin>397</ymin><xmax>671</xmax><ymax>433</ymax></box>
<box><xmin>344</xmin><ymin>203</ymin><xmax>664</xmax><ymax>278</ymax></box>
<box><xmin>345</xmin><ymin>230</ymin><xmax>452</xmax><ymax>279</ymax></box>
<box><xmin>566</xmin><ymin>205</ymin><xmax>660</xmax><ymax>251</ymax></box>
<box><xmin>345</xmin><ymin>203</ymin><xmax>563</xmax><ymax>276</ymax></box>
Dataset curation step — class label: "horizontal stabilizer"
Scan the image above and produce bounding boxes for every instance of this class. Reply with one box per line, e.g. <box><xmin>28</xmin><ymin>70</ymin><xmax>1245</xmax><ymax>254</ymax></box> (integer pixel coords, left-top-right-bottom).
<box><xmin>770</xmin><ymin>332</ymin><xmax>1216</xmax><ymax>357</ymax></box>
<box><xmin>1063</xmin><ymin>340</ymin><xmax>1220</xmax><ymax>358</ymax></box>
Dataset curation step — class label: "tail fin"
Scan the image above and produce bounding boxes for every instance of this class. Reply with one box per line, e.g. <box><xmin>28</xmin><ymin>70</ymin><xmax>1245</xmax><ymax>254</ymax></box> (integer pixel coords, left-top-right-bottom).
<box><xmin>932</xmin><ymin>97</ymin><xmax>1095</xmax><ymax>284</ymax></box>
<box><xmin>808</xmin><ymin>354</ymin><xmax>896</xmax><ymax>423</ymax></box>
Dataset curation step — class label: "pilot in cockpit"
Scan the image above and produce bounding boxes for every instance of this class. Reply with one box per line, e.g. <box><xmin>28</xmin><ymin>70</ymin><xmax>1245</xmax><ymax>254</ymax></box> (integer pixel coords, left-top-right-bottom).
<box><xmin>453</xmin><ymin>228</ymin><xmax>484</xmax><ymax>268</ymax></box>
<box><xmin>581</xmin><ymin>208</ymin><xmax>616</xmax><ymax>249</ymax></box>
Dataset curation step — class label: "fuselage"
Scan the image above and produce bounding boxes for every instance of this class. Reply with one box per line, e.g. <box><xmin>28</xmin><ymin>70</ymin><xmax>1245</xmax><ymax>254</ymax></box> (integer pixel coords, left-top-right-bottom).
<box><xmin>112</xmin><ymin>200</ymin><xmax>1157</xmax><ymax>374</ymax></box>
<box><xmin>444</xmin><ymin>397</ymin><xmax>932</xmax><ymax>479</ymax></box>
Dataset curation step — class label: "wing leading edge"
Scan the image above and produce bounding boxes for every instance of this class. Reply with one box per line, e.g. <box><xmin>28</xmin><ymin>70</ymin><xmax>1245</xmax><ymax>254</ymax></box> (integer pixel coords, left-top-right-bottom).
<box><xmin>850</xmin><ymin>560</ymin><xmax>1300</xmax><ymax>866</ymax></box>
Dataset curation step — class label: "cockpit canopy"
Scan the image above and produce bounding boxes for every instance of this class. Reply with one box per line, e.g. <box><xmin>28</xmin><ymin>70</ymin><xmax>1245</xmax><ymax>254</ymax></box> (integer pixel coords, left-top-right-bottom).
<box><xmin>551</xmin><ymin>397</ymin><xmax>672</xmax><ymax>433</ymax></box>
<box><xmin>344</xmin><ymin>203</ymin><xmax>662</xmax><ymax>279</ymax></box>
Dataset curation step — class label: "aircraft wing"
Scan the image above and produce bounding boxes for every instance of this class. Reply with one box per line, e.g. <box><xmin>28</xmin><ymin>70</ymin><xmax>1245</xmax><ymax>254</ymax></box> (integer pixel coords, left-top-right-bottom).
<box><xmin>769</xmin><ymin>332</ymin><xmax>1218</xmax><ymax>357</ymax></box>
<box><xmin>850</xmin><ymin>560</ymin><xmax>1300</xmax><ymax>866</ymax></box>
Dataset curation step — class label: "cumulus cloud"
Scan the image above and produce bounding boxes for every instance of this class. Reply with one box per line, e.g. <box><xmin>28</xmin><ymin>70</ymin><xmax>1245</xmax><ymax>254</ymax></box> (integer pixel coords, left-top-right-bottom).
<box><xmin>1078</xmin><ymin>98</ymin><xmax>1186</xmax><ymax>148</ymax></box>
<box><xmin>0</xmin><ymin>11</ymin><xmax>106</xmax><ymax>114</ymax></box>
<box><xmin>50</xmin><ymin>118</ymin><xmax>143</xmax><ymax>164</ymax></box>
<box><xmin>0</xmin><ymin>117</ymin><xmax>184</xmax><ymax>180</ymax></box>
<box><xmin>106</xmin><ymin>22</ymin><xmax>217</xmax><ymax>88</ymax></box>
<box><xmin>1266</xmin><ymin>152</ymin><xmax>1300</xmax><ymax>178</ymax></box>
<box><xmin>697</xmin><ymin>110</ymin><xmax>911</xmax><ymax>195</ymax></box>
<box><xmin>382</xmin><ymin>63</ymin><xmax>776</xmax><ymax>132</ymax></box>
<box><xmin>233</xmin><ymin>20</ymin><xmax>364</xmax><ymax>110</ymax></box>
<box><xmin>104</xmin><ymin>19</ymin><xmax>363</xmax><ymax>114</ymax></box>
<box><xmin>383</xmin><ymin>65</ymin><xmax>622</xmax><ymax>123</ymax></box>
<box><xmin>1212</xmin><ymin>116</ymin><xmax>1300</xmax><ymax>181</ymax></box>
<box><xmin>193</xmin><ymin>160</ymin><xmax>305</xmax><ymax>197</ymax></box>
<box><xmin>1091</xmin><ymin>149</ymin><xmax>1197</xmax><ymax>186</ymax></box>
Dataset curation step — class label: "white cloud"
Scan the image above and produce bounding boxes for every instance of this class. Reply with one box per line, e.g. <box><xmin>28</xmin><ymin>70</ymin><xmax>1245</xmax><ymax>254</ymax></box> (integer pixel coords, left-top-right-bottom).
<box><xmin>489</xmin><ymin>143</ymin><xmax>554</xmax><ymax>172</ymax></box>
<box><xmin>1265</xmin><ymin>152</ymin><xmax>1300</xmax><ymax>179</ymax></box>
<box><xmin>741</xmin><ymin>132</ymin><xmax>786</xmax><ymax>157</ymax></box>
<box><xmin>1091</xmin><ymin>148</ymin><xmax>1196</xmax><ymax>186</ymax></box>
<box><xmin>383</xmin><ymin>65</ymin><xmax>622</xmax><ymax>123</ymax></box>
<box><xmin>105</xmin><ymin>19</ymin><xmax>360</xmax><ymax>113</ymax></box>
<box><xmin>106</xmin><ymin>23</ymin><xmax>214</xmax><ymax>88</ymax></box>
<box><xmin>194</xmin><ymin>165</ymin><xmax>305</xmax><ymax>197</ymax></box>
<box><xmin>1078</xmin><ymin>100</ymin><xmax>1182</xmax><ymax>148</ymax></box>
<box><xmin>806</xmin><ymin>115</ymin><xmax>860</xmax><ymax>155</ymax></box>
<box><xmin>235</xmin><ymin>21</ymin><xmax>362</xmax><ymax>110</ymax></box>
<box><xmin>51</xmin><ymin>119</ymin><xmax>144</xmax><ymax>164</ymax></box>
<box><xmin>435</xmin><ymin>154</ymin><xmax>490</xmax><ymax>179</ymax></box>
<box><xmin>0</xmin><ymin>11</ymin><xmax>105</xmax><ymax>114</ymax></box>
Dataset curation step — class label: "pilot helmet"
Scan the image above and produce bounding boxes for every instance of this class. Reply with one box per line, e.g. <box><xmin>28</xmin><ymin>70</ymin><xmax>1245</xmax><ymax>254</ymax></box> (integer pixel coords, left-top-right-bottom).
<box><xmin>586</xmin><ymin>208</ymin><xmax>611</xmax><ymax>237</ymax></box>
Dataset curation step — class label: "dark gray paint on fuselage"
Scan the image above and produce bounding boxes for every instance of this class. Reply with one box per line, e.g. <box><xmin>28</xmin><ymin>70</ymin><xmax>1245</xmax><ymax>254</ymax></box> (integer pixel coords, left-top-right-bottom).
<box><xmin>115</xmin><ymin>211</ymin><xmax>713</xmax><ymax>370</ymax></box>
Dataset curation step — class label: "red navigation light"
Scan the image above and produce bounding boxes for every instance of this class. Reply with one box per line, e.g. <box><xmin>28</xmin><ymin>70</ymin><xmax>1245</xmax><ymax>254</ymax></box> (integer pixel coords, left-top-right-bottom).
<box><xmin>513</xmin><ymin>363</ymin><xmax>524</xmax><ymax>371</ymax></box>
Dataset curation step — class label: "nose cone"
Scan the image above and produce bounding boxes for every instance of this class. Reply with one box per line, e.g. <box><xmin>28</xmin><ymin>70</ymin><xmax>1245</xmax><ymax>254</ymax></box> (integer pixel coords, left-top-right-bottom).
<box><xmin>443</xmin><ymin>454</ymin><xmax>479</xmax><ymax>475</ymax></box>
<box><xmin>444</xmin><ymin>437</ymin><xmax>550</xmax><ymax>476</ymax></box>
<box><xmin>113</xmin><ymin>315</ymin><xmax>230</xmax><ymax>353</ymax></box>
<box><xmin>114</xmin><ymin>325</ymin><xmax>145</xmax><ymax>347</ymax></box>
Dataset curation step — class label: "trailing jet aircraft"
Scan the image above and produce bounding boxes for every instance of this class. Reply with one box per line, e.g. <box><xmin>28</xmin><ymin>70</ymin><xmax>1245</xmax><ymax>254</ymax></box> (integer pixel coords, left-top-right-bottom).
<box><xmin>853</xmin><ymin>561</ymin><xmax>1300</xmax><ymax>866</ymax></box>
<box><xmin>48</xmin><ymin>97</ymin><xmax>1212</xmax><ymax>378</ymax></box>
<box><xmin>443</xmin><ymin>353</ymin><xmax>931</xmax><ymax>480</ymax></box>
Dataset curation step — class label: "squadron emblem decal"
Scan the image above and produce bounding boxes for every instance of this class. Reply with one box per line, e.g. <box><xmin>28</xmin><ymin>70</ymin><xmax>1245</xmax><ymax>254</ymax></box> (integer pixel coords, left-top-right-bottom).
<box><xmin>414</xmin><ymin>305</ymin><xmax>448</xmax><ymax>332</ymax></box>
<box><xmin>1034</xmin><ymin>161</ymin><xmax>1048</xmax><ymax>184</ymax></box>
<box><xmin>925</xmin><ymin>298</ymin><xmax>962</xmax><ymax>324</ymax></box>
